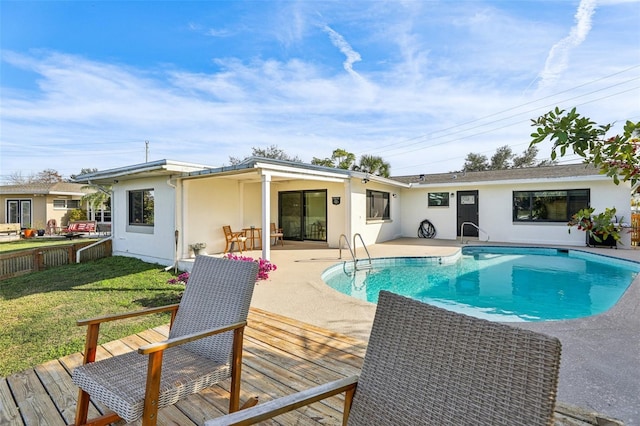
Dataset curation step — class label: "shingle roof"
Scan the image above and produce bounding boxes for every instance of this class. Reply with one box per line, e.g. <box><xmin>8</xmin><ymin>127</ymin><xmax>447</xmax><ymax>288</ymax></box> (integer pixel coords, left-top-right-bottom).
<box><xmin>0</xmin><ymin>182</ymin><xmax>89</xmax><ymax>195</ymax></box>
<box><xmin>391</xmin><ymin>163</ymin><xmax>603</xmax><ymax>185</ymax></box>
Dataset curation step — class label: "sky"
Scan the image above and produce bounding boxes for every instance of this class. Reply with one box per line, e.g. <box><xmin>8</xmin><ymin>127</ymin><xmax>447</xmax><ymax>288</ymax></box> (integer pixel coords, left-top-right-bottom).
<box><xmin>1</xmin><ymin>0</ymin><xmax>639</xmax><ymax>182</ymax></box>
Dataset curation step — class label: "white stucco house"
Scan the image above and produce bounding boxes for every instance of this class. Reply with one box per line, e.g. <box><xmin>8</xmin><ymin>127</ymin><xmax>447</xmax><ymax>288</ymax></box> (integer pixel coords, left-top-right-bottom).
<box><xmin>73</xmin><ymin>158</ymin><xmax>634</xmax><ymax>268</ymax></box>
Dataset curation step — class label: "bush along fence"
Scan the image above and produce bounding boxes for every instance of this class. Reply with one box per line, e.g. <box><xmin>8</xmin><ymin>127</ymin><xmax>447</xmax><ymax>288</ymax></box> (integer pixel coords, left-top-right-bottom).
<box><xmin>0</xmin><ymin>239</ymin><xmax>113</xmax><ymax>280</ymax></box>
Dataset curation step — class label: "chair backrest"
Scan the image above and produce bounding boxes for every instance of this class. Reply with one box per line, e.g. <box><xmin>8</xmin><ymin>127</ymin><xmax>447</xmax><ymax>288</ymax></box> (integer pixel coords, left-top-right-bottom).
<box><xmin>169</xmin><ymin>256</ymin><xmax>258</xmax><ymax>363</ymax></box>
<box><xmin>270</xmin><ymin>223</ymin><xmax>276</xmax><ymax>233</ymax></box>
<box><xmin>347</xmin><ymin>291</ymin><xmax>561</xmax><ymax>426</ymax></box>
<box><xmin>222</xmin><ymin>225</ymin><xmax>233</xmax><ymax>239</ymax></box>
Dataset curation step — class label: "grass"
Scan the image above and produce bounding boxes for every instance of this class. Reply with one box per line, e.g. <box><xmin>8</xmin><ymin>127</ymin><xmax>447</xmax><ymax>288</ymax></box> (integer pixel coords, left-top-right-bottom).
<box><xmin>0</xmin><ymin>255</ymin><xmax>184</xmax><ymax>377</ymax></box>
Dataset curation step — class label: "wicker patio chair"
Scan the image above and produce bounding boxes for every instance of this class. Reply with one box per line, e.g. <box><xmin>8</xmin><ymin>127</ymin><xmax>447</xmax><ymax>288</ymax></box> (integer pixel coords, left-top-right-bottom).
<box><xmin>205</xmin><ymin>290</ymin><xmax>562</xmax><ymax>426</ymax></box>
<box><xmin>223</xmin><ymin>225</ymin><xmax>248</xmax><ymax>253</ymax></box>
<box><xmin>71</xmin><ymin>255</ymin><xmax>259</xmax><ymax>426</ymax></box>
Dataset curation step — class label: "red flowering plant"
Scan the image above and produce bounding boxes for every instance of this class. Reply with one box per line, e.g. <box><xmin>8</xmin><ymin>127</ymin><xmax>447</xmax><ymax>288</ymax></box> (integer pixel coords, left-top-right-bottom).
<box><xmin>224</xmin><ymin>253</ymin><xmax>277</xmax><ymax>280</ymax></box>
<box><xmin>167</xmin><ymin>255</ymin><xmax>277</xmax><ymax>286</ymax></box>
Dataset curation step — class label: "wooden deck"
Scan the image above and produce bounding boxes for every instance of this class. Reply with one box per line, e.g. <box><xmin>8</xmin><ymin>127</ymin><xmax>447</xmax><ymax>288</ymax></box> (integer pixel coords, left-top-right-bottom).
<box><xmin>0</xmin><ymin>308</ymin><xmax>618</xmax><ymax>425</ymax></box>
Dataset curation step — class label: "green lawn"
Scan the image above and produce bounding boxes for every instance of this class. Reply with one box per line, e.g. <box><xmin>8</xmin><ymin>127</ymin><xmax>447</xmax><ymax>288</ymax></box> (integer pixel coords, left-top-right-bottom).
<box><xmin>0</xmin><ymin>255</ymin><xmax>184</xmax><ymax>377</ymax></box>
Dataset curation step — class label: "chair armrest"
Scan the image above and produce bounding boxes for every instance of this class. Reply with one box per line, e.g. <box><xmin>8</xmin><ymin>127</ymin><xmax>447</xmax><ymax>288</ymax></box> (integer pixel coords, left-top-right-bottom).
<box><xmin>203</xmin><ymin>375</ymin><xmax>359</xmax><ymax>426</ymax></box>
<box><xmin>138</xmin><ymin>321</ymin><xmax>247</xmax><ymax>354</ymax></box>
<box><xmin>77</xmin><ymin>303</ymin><xmax>180</xmax><ymax>326</ymax></box>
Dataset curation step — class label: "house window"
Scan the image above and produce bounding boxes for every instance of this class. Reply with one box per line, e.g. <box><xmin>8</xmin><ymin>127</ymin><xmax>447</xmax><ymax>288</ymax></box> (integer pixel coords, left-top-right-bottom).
<box><xmin>128</xmin><ymin>189</ymin><xmax>154</xmax><ymax>226</ymax></box>
<box><xmin>366</xmin><ymin>190</ymin><xmax>390</xmax><ymax>220</ymax></box>
<box><xmin>513</xmin><ymin>189</ymin><xmax>589</xmax><ymax>222</ymax></box>
<box><xmin>53</xmin><ymin>199</ymin><xmax>81</xmax><ymax>209</ymax></box>
<box><xmin>428</xmin><ymin>192</ymin><xmax>450</xmax><ymax>207</ymax></box>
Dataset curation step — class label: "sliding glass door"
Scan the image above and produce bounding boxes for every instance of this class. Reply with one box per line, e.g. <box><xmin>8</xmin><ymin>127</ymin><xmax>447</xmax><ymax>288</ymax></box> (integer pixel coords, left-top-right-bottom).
<box><xmin>278</xmin><ymin>190</ymin><xmax>327</xmax><ymax>241</ymax></box>
<box><xmin>7</xmin><ymin>200</ymin><xmax>31</xmax><ymax>227</ymax></box>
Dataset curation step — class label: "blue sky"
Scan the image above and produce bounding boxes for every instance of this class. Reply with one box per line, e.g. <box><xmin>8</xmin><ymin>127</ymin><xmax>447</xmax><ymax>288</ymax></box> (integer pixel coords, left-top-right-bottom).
<box><xmin>1</xmin><ymin>0</ymin><xmax>639</xmax><ymax>182</ymax></box>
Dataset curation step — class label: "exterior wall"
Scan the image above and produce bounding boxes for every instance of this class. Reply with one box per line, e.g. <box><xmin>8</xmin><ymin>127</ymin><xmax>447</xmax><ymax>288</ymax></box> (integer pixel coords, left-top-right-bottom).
<box><xmin>0</xmin><ymin>194</ymin><xmax>85</xmax><ymax>228</ymax></box>
<box><xmin>45</xmin><ymin>195</ymin><xmax>85</xmax><ymax>227</ymax></box>
<box><xmin>349</xmin><ymin>179</ymin><xmax>403</xmax><ymax>247</ymax></box>
<box><xmin>182</xmin><ymin>176</ymin><xmax>244</xmax><ymax>257</ymax></box>
<box><xmin>400</xmin><ymin>178</ymin><xmax>632</xmax><ymax>247</ymax></box>
<box><xmin>111</xmin><ymin>176</ymin><xmax>177</xmax><ymax>265</ymax></box>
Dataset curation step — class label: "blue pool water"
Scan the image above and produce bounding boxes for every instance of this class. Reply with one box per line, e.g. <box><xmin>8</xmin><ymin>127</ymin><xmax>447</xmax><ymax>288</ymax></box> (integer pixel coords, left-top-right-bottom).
<box><xmin>322</xmin><ymin>246</ymin><xmax>640</xmax><ymax>322</ymax></box>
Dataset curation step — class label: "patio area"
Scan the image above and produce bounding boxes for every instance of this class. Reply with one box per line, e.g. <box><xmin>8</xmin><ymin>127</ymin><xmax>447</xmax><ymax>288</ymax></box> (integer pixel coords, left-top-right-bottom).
<box><xmin>1</xmin><ymin>238</ymin><xmax>637</xmax><ymax>425</ymax></box>
<box><xmin>0</xmin><ymin>308</ymin><xmax>623</xmax><ymax>425</ymax></box>
<box><xmin>246</xmin><ymin>238</ymin><xmax>639</xmax><ymax>425</ymax></box>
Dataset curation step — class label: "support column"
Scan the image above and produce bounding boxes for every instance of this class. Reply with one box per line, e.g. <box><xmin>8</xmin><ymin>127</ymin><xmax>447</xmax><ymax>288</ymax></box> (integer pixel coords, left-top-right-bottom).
<box><xmin>261</xmin><ymin>174</ymin><xmax>271</xmax><ymax>261</ymax></box>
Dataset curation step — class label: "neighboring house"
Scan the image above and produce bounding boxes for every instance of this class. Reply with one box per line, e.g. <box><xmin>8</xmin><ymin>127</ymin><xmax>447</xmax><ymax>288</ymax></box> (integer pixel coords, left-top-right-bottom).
<box><xmin>72</xmin><ymin>158</ymin><xmax>634</xmax><ymax>268</ymax></box>
<box><xmin>0</xmin><ymin>182</ymin><xmax>98</xmax><ymax>231</ymax></box>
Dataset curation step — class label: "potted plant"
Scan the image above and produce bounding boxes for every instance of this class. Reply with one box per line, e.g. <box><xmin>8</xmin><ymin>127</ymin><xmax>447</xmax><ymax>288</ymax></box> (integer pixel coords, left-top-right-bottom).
<box><xmin>568</xmin><ymin>207</ymin><xmax>624</xmax><ymax>247</ymax></box>
<box><xmin>23</xmin><ymin>224</ymin><xmax>36</xmax><ymax>238</ymax></box>
<box><xmin>189</xmin><ymin>242</ymin><xmax>207</xmax><ymax>256</ymax></box>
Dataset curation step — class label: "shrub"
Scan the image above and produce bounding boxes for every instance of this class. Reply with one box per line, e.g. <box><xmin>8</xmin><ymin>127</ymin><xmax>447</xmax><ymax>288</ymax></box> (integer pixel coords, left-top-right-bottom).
<box><xmin>166</xmin><ymin>255</ymin><xmax>277</xmax><ymax>286</ymax></box>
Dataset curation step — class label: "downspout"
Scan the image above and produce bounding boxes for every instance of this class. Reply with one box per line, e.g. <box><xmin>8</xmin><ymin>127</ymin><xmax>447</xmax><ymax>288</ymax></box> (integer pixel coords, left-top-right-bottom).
<box><xmin>166</xmin><ymin>177</ymin><xmax>179</xmax><ymax>272</ymax></box>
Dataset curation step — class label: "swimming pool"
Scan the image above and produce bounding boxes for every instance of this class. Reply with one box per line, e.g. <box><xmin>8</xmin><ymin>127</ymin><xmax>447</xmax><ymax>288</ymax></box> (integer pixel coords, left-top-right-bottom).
<box><xmin>322</xmin><ymin>246</ymin><xmax>640</xmax><ymax>322</ymax></box>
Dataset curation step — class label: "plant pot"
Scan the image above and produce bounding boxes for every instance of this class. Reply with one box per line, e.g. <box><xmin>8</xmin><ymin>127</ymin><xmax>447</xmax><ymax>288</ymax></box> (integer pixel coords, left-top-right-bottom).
<box><xmin>24</xmin><ymin>229</ymin><xmax>35</xmax><ymax>238</ymax></box>
<box><xmin>37</xmin><ymin>229</ymin><xmax>45</xmax><ymax>236</ymax></box>
<box><xmin>587</xmin><ymin>233</ymin><xmax>616</xmax><ymax>248</ymax></box>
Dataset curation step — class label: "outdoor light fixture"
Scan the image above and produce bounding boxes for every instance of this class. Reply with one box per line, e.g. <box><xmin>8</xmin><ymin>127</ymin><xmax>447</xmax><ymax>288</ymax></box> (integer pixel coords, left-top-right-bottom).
<box><xmin>361</xmin><ymin>178</ymin><xmax>369</xmax><ymax>184</ymax></box>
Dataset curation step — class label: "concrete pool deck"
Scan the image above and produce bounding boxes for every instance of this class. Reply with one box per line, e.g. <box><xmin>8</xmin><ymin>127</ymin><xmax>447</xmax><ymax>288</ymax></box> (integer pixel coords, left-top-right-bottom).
<box><xmin>240</xmin><ymin>238</ymin><xmax>639</xmax><ymax>425</ymax></box>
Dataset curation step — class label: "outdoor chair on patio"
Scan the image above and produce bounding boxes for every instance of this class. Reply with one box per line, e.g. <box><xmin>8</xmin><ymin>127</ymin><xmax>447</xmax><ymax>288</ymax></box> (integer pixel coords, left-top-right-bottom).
<box><xmin>223</xmin><ymin>225</ymin><xmax>248</xmax><ymax>253</ymax></box>
<box><xmin>204</xmin><ymin>290</ymin><xmax>562</xmax><ymax>426</ymax></box>
<box><xmin>71</xmin><ymin>255</ymin><xmax>259</xmax><ymax>426</ymax></box>
<box><xmin>270</xmin><ymin>222</ymin><xmax>284</xmax><ymax>246</ymax></box>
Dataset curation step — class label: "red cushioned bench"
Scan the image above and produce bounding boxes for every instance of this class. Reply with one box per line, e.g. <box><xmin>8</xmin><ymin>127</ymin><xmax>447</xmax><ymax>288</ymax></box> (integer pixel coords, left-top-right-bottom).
<box><xmin>63</xmin><ymin>221</ymin><xmax>97</xmax><ymax>239</ymax></box>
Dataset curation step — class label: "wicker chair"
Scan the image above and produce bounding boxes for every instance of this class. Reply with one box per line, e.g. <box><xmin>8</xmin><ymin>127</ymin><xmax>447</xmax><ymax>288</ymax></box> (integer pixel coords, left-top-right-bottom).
<box><xmin>71</xmin><ymin>256</ymin><xmax>259</xmax><ymax>426</ymax></box>
<box><xmin>205</xmin><ymin>290</ymin><xmax>562</xmax><ymax>426</ymax></box>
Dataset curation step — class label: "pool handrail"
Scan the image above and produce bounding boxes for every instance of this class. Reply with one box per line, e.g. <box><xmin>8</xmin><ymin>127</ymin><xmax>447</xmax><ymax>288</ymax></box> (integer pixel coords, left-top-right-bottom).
<box><xmin>460</xmin><ymin>222</ymin><xmax>490</xmax><ymax>244</ymax></box>
<box><xmin>338</xmin><ymin>233</ymin><xmax>372</xmax><ymax>273</ymax></box>
<box><xmin>353</xmin><ymin>233</ymin><xmax>372</xmax><ymax>270</ymax></box>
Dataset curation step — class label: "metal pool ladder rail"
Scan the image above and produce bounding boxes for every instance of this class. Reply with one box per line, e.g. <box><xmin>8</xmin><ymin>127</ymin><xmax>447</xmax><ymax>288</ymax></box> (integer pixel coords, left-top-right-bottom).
<box><xmin>459</xmin><ymin>222</ymin><xmax>490</xmax><ymax>244</ymax></box>
<box><xmin>339</xmin><ymin>233</ymin><xmax>372</xmax><ymax>272</ymax></box>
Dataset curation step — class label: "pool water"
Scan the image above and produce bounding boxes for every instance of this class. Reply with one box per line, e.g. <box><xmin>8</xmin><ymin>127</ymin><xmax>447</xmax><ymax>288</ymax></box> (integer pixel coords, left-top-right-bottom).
<box><xmin>322</xmin><ymin>246</ymin><xmax>640</xmax><ymax>322</ymax></box>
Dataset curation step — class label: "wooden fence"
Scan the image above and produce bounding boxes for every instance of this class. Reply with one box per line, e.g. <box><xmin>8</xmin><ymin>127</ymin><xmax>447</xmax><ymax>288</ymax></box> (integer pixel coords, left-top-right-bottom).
<box><xmin>0</xmin><ymin>239</ymin><xmax>112</xmax><ymax>280</ymax></box>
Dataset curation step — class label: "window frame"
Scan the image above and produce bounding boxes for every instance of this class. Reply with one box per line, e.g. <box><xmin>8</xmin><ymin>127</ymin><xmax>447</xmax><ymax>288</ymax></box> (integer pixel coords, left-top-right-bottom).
<box><xmin>53</xmin><ymin>199</ymin><xmax>81</xmax><ymax>210</ymax></box>
<box><xmin>128</xmin><ymin>189</ymin><xmax>155</xmax><ymax>227</ymax></box>
<box><xmin>366</xmin><ymin>189</ymin><xmax>391</xmax><ymax>221</ymax></box>
<box><xmin>428</xmin><ymin>192</ymin><xmax>450</xmax><ymax>207</ymax></box>
<box><xmin>513</xmin><ymin>189</ymin><xmax>590</xmax><ymax>223</ymax></box>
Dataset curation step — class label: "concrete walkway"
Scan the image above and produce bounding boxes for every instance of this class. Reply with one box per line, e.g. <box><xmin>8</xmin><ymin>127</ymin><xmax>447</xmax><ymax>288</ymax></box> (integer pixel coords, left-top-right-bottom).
<box><xmin>244</xmin><ymin>238</ymin><xmax>640</xmax><ymax>425</ymax></box>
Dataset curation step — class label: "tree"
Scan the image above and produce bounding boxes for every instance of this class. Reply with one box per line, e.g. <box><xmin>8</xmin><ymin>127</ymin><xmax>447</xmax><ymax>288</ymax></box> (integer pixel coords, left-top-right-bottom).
<box><xmin>310</xmin><ymin>157</ymin><xmax>334</xmax><ymax>167</ymax></box>
<box><xmin>352</xmin><ymin>154</ymin><xmax>391</xmax><ymax>178</ymax></box>
<box><xmin>490</xmin><ymin>145</ymin><xmax>514</xmax><ymax>170</ymax></box>
<box><xmin>70</xmin><ymin>168</ymin><xmax>98</xmax><ymax>180</ymax></box>
<box><xmin>311</xmin><ymin>148</ymin><xmax>356</xmax><ymax>169</ymax></box>
<box><xmin>229</xmin><ymin>145</ymin><xmax>302</xmax><ymax>165</ymax></box>
<box><xmin>530</xmin><ymin>107</ymin><xmax>640</xmax><ymax>185</ymax></box>
<box><xmin>7</xmin><ymin>169</ymin><xmax>64</xmax><ymax>184</ymax></box>
<box><xmin>512</xmin><ymin>146</ymin><xmax>539</xmax><ymax>168</ymax></box>
<box><xmin>463</xmin><ymin>153</ymin><xmax>489</xmax><ymax>172</ymax></box>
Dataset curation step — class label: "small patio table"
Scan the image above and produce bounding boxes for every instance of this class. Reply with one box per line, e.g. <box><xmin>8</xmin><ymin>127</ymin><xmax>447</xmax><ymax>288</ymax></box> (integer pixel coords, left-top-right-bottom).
<box><xmin>243</xmin><ymin>227</ymin><xmax>262</xmax><ymax>250</ymax></box>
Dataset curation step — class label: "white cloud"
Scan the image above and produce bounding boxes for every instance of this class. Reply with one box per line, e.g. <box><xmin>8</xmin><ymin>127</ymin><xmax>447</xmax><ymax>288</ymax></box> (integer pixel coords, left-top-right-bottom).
<box><xmin>537</xmin><ymin>0</ymin><xmax>597</xmax><ymax>91</ymax></box>
<box><xmin>1</xmin><ymin>1</ymin><xmax>638</xmax><ymax>180</ymax></box>
<box><xmin>322</xmin><ymin>25</ymin><xmax>362</xmax><ymax>78</ymax></box>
